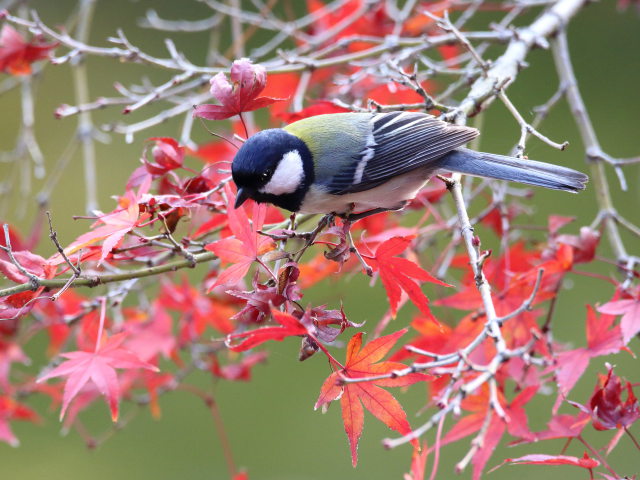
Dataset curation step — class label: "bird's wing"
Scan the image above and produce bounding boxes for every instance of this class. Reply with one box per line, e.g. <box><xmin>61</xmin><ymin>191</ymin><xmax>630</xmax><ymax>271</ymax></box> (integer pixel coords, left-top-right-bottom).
<box><xmin>324</xmin><ymin>111</ymin><xmax>479</xmax><ymax>194</ymax></box>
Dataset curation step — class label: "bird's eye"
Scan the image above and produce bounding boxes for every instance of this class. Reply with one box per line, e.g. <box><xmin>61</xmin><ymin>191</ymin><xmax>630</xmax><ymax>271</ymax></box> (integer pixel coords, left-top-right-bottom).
<box><xmin>261</xmin><ymin>169</ymin><xmax>272</xmax><ymax>182</ymax></box>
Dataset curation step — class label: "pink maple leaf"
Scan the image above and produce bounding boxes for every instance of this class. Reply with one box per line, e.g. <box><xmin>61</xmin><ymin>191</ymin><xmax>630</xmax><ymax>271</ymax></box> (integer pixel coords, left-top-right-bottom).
<box><xmin>61</xmin><ymin>179</ymin><xmax>152</xmax><ymax>265</ymax></box>
<box><xmin>205</xmin><ymin>184</ymin><xmax>275</xmax><ymax>288</ymax></box>
<box><xmin>552</xmin><ymin>305</ymin><xmax>625</xmax><ymax>412</ymax></box>
<box><xmin>123</xmin><ymin>304</ymin><xmax>176</xmax><ymax>362</ymax></box>
<box><xmin>37</xmin><ymin>333</ymin><xmax>158</xmax><ymax>421</ymax></box>
<box><xmin>194</xmin><ymin>58</ymin><xmax>283</xmax><ymax>120</ymax></box>
<box><xmin>598</xmin><ymin>297</ymin><xmax>640</xmax><ymax>345</ymax></box>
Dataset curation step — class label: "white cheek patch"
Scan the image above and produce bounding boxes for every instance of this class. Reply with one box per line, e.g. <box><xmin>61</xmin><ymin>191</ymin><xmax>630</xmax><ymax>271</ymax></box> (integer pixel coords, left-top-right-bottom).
<box><xmin>259</xmin><ymin>150</ymin><xmax>305</xmax><ymax>195</ymax></box>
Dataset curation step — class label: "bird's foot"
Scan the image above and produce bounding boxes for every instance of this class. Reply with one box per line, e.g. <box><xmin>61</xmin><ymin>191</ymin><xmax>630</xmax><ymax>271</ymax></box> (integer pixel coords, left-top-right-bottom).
<box><xmin>340</xmin><ymin>202</ymin><xmax>407</xmax><ymax>222</ymax></box>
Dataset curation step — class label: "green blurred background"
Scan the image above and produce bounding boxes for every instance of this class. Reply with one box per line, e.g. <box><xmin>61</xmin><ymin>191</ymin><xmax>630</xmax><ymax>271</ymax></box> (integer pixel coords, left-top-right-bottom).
<box><xmin>1</xmin><ymin>1</ymin><xmax>639</xmax><ymax>479</ymax></box>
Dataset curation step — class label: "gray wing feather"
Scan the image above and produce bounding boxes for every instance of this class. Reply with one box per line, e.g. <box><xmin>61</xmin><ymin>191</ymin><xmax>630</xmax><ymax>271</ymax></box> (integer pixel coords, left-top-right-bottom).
<box><xmin>326</xmin><ymin>112</ymin><xmax>478</xmax><ymax>194</ymax></box>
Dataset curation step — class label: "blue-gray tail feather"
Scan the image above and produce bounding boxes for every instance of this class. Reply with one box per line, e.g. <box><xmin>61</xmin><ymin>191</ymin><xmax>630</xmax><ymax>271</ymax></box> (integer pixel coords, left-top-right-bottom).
<box><xmin>437</xmin><ymin>148</ymin><xmax>588</xmax><ymax>192</ymax></box>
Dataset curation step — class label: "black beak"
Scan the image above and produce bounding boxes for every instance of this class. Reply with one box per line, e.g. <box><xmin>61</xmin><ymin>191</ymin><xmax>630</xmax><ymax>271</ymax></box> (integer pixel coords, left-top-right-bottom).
<box><xmin>234</xmin><ymin>187</ymin><xmax>251</xmax><ymax>209</ymax></box>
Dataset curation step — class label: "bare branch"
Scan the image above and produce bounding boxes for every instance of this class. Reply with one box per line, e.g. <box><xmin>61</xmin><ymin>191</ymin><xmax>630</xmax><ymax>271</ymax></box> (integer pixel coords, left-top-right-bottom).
<box><xmin>551</xmin><ymin>30</ymin><xmax>637</xmax><ymax>262</ymax></box>
<box><xmin>2</xmin><ymin>224</ymin><xmax>41</xmax><ymax>290</ymax></box>
<box><xmin>446</xmin><ymin>0</ymin><xmax>589</xmax><ymax>121</ymax></box>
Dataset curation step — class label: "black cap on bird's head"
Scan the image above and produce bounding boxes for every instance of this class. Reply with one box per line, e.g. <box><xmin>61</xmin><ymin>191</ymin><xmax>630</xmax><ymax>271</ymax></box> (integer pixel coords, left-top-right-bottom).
<box><xmin>231</xmin><ymin>129</ymin><xmax>314</xmax><ymax>212</ymax></box>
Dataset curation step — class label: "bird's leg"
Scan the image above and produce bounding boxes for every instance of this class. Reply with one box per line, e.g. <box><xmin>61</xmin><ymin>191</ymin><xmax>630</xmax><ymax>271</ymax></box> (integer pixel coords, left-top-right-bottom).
<box><xmin>342</xmin><ymin>208</ymin><xmax>389</xmax><ymax>222</ymax></box>
<box><xmin>332</xmin><ymin>204</ymin><xmax>374</xmax><ymax>276</ymax></box>
<box><xmin>306</xmin><ymin>213</ymin><xmax>334</xmax><ymax>243</ymax></box>
<box><xmin>261</xmin><ymin>213</ymin><xmax>333</xmax><ymax>241</ymax></box>
<box><xmin>346</xmin><ymin>225</ymin><xmax>373</xmax><ymax>277</ymax></box>
<box><xmin>292</xmin><ymin>213</ymin><xmax>334</xmax><ymax>262</ymax></box>
<box><xmin>342</xmin><ymin>201</ymin><xmax>408</xmax><ymax>222</ymax></box>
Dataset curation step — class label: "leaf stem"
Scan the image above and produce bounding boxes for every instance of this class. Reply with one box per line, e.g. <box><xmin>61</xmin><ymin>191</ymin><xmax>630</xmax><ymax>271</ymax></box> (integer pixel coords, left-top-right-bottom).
<box><xmin>625</xmin><ymin>427</ymin><xmax>640</xmax><ymax>451</ymax></box>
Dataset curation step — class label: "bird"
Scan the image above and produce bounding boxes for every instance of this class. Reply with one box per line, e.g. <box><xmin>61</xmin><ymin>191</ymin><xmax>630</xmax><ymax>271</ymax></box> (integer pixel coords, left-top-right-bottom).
<box><xmin>231</xmin><ymin>111</ymin><xmax>588</xmax><ymax>218</ymax></box>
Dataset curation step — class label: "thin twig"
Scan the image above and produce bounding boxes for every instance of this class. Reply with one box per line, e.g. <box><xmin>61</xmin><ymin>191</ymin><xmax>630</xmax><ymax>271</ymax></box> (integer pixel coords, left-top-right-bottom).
<box><xmin>2</xmin><ymin>224</ymin><xmax>41</xmax><ymax>289</ymax></box>
<box><xmin>551</xmin><ymin>30</ymin><xmax>633</xmax><ymax>262</ymax></box>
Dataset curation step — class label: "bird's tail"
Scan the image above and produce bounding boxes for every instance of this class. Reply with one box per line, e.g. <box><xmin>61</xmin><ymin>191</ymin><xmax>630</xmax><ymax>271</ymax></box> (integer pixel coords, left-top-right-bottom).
<box><xmin>437</xmin><ymin>148</ymin><xmax>588</xmax><ymax>193</ymax></box>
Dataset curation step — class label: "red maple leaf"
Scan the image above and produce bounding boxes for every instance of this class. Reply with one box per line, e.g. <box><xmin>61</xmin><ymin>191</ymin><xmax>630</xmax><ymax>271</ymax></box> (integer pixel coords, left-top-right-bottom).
<box><xmin>0</xmin><ymin>250</ymin><xmax>57</xmax><ymax>321</ymax></box>
<box><xmin>315</xmin><ymin>329</ymin><xmax>429</xmax><ymax>466</ymax></box>
<box><xmin>225</xmin><ymin>306</ymin><xmax>357</xmax><ymax>356</ymax></box>
<box><xmin>278</xmin><ymin>100</ymin><xmax>350</xmax><ymax>123</ymax></box>
<box><xmin>404</xmin><ymin>443</ymin><xmax>429</xmax><ymax>480</ymax></box>
<box><xmin>296</xmin><ymin>252</ymin><xmax>341</xmax><ymax>289</ymax></box>
<box><xmin>365</xmin><ymin>81</ymin><xmax>433</xmax><ymax>106</ymax></box>
<box><xmin>492</xmin><ymin>452</ymin><xmax>599</xmax><ymax>471</ymax></box>
<box><xmin>160</xmin><ymin>278</ymin><xmax>235</xmax><ymax>338</ymax></box>
<box><xmin>228</xmin><ymin>283</ymin><xmax>286</xmax><ymax>325</ymax></box>
<box><xmin>260</xmin><ymin>72</ymin><xmax>299</xmax><ymax>121</ymax></box>
<box><xmin>0</xmin><ymin>395</ymin><xmax>39</xmax><ymax>446</ymax></box>
<box><xmin>437</xmin><ymin>241</ymin><xmax>570</xmax><ymax>316</ymax></box>
<box><xmin>598</xmin><ymin>296</ymin><xmax>640</xmax><ymax>345</ymax></box>
<box><xmin>193</xmin><ymin>58</ymin><xmax>283</xmax><ymax>120</ymax></box>
<box><xmin>211</xmin><ymin>351</ymin><xmax>268</xmax><ymax>381</ymax></box>
<box><xmin>406</xmin><ymin>182</ymin><xmax>447</xmax><ymax>208</ymax></box>
<box><xmin>0</xmin><ymin>291</ymin><xmax>38</xmax><ymax>320</ymax></box>
<box><xmin>479</xmin><ymin>204</ymin><xmax>522</xmax><ymax>236</ymax></box>
<box><xmin>206</xmin><ymin>184</ymin><xmax>275</xmax><ymax>288</ymax></box>
<box><xmin>37</xmin><ymin>333</ymin><xmax>158</xmax><ymax>421</ymax></box>
<box><xmin>0</xmin><ymin>222</ymin><xmax>34</xmax><ymax>252</ymax></box>
<box><xmin>0</xmin><ymin>250</ymin><xmax>56</xmax><ymax>283</ymax></box>
<box><xmin>442</xmin><ymin>385</ymin><xmax>537</xmax><ymax>480</ymax></box>
<box><xmin>552</xmin><ymin>305</ymin><xmax>625</xmax><ymax>412</ymax></box>
<box><xmin>32</xmin><ymin>289</ymin><xmax>87</xmax><ymax>355</ymax></box>
<box><xmin>142</xmin><ymin>137</ymin><xmax>185</xmax><ymax>176</ymax></box>
<box><xmin>403</xmin><ymin>1</ymin><xmax>457</xmax><ymax>35</ymax></box>
<box><xmin>0</xmin><ymin>340</ymin><xmax>27</xmax><ymax>389</ymax></box>
<box><xmin>548</xmin><ymin>215</ymin><xmax>575</xmax><ymax>234</ymax></box>
<box><xmin>555</xmin><ymin>226</ymin><xmax>600</xmax><ymax>264</ymax></box>
<box><xmin>191</xmin><ymin>138</ymin><xmax>237</xmax><ymax>165</ymax></box>
<box><xmin>137</xmin><ymin>370</ymin><xmax>175</xmax><ymax>420</ymax></box>
<box><xmin>571</xmin><ymin>365</ymin><xmax>640</xmax><ymax>431</ymax></box>
<box><xmin>367</xmin><ymin>236</ymin><xmax>449</xmax><ymax>319</ymax></box>
<box><xmin>225</xmin><ymin>310</ymin><xmax>310</xmax><ymax>352</ymax></box>
<box><xmin>390</xmin><ymin>316</ymin><xmax>454</xmax><ymax>363</ymax></box>
<box><xmin>306</xmin><ymin>0</ymin><xmax>392</xmax><ymax>51</ymax></box>
<box><xmin>0</xmin><ymin>25</ymin><xmax>56</xmax><ymax>75</ymax></box>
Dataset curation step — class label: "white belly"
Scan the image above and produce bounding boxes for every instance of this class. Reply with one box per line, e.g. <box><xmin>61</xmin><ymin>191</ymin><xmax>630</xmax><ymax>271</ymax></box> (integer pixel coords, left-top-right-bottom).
<box><xmin>299</xmin><ymin>169</ymin><xmax>433</xmax><ymax>214</ymax></box>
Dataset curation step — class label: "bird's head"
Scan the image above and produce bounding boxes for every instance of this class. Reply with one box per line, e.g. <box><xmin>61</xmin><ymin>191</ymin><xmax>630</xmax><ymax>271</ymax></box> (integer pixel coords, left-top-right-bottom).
<box><xmin>231</xmin><ymin>129</ymin><xmax>314</xmax><ymax>212</ymax></box>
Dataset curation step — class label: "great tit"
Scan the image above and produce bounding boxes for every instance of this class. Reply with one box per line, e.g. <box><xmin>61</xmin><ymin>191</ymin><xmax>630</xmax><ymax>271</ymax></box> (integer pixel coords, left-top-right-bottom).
<box><xmin>231</xmin><ymin>111</ymin><xmax>588</xmax><ymax>216</ymax></box>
